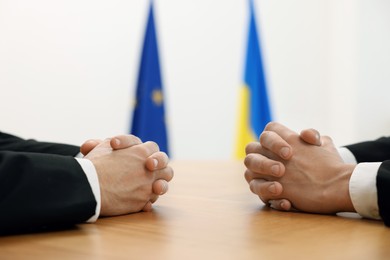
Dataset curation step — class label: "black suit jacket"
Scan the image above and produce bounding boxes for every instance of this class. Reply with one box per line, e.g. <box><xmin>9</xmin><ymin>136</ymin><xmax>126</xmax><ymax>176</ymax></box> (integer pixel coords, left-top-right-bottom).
<box><xmin>0</xmin><ymin>132</ymin><xmax>96</xmax><ymax>234</ymax></box>
<box><xmin>346</xmin><ymin>137</ymin><xmax>390</xmax><ymax>226</ymax></box>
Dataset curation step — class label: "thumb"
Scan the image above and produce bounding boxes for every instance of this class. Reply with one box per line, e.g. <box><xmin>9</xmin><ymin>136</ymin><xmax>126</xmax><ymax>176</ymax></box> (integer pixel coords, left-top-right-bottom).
<box><xmin>300</xmin><ymin>128</ymin><xmax>322</xmax><ymax>146</ymax></box>
<box><xmin>80</xmin><ymin>139</ymin><xmax>103</xmax><ymax>156</ymax></box>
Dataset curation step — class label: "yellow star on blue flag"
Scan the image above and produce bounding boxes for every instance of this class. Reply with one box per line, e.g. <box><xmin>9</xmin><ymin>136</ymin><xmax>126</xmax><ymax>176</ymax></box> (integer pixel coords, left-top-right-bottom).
<box><xmin>131</xmin><ymin>1</ymin><xmax>169</xmax><ymax>155</ymax></box>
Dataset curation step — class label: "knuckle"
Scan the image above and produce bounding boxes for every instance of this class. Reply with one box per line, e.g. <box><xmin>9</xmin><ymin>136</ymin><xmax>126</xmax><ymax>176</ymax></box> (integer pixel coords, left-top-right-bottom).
<box><xmin>259</xmin><ymin>131</ymin><xmax>269</xmax><ymax>145</ymax></box>
<box><xmin>128</xmin><ymin>134</ymin><xmax>141</xmax><ymax>143</ymax></box>
<box><xmin>259</xmin><ymin>132</ymin><xmax>275</xmax><ymax>150</ymax></box>
<box><xmin>129</xmin><ymin>134</ymin><xmax>142</xmax><ymax>143</ymax></box>
<box><xmin>159</xmin><ymin>152</ymin><xmax>169</xmax><ymax>164</ymax></box>
<box><xmin>159</xmin><ymin>166</ymin><xmax>174</xmax><ymax>182</ymax></box>
<box><xmin>146</xmin><ymin>141</ymin><xmax>160</xmax><ymax>151</ymax></box>
<box><xmin>245</xmin><ymin>142</ymin><xmax>258</xmax><ymax>155</ymax></box>
<box><xmin>249</xmin><ymin>180</ymin><xmax>257</xmax><ymax>194</ymax></box>
<box><xmin>322</xmin><ymin>135</ymin><xmax>332</xmax><ymax>142</ymax></box>
<box><xmin>244</xmin><ymin>154</ymin><xmax>255</xmax><ymax>168</ymax></box>
<box><xmin>166</xmin><ymin>167</ymin><xmax>174</xmax><ymax>181</ymax></box>
<box><xmin>134</xmin><ymin>143</ymin><xmax>150</xmax><ymax>157</ymax></box>
<box><xmin>135</xmin><ymin>141</ymin><xmax>161</xmax><ymax>157</ymax></box>
<box><xmin>244</xmin><ymin>170</ymin><xmax>253</xmax><ymax>183</ymax></box>
<box><xmin>245</xmin><ymin>154</ymin><xmax>267</xmax><ymax>173</ymax></box>
<box><xmin>254</xmin><ymin>158</ymin><xmax>265</xmax><ymax>172</ymax></box>
<box><xmin>244</xmin><ymin>155</ymin><xmax>250</xmax><ymax>167</ymax></box>
<box><xmin>284</xmin><ymin>132</ymin><xmax>297</xmax><ymax>143</ymax></box>
<box><xmin>259</xmin><ymin>131</ymin><xmax>280</xmax><ymax>151</ymax></box>
<box><xmin>264</xmin><ymin>122</ymin><xmax>278</xmax><ymax>131</ymax></box>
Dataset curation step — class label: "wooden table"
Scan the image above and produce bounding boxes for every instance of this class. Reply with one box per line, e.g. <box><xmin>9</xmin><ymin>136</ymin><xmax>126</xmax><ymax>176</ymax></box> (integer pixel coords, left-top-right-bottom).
<box><xmin>1</xmin><ymin>161</ymin><xmax>389</xmax><ymax>259</ymax></box>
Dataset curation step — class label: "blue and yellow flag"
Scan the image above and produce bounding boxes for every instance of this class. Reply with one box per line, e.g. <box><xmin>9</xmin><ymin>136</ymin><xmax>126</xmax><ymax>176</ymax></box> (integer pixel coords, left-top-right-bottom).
<box><xmin>235</xmin><ymin>0</ymin><xmax>272</xmax><ymax>159</ymax></box>
<box><xmin>131</xmin><ymin>2</ymin><xmax>169</xmax><ymax>155</ymax></box>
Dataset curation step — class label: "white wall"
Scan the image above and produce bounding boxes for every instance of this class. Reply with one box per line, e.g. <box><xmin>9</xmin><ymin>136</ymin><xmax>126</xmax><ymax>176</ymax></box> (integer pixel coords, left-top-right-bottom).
<box><xmin>357</xmin><ymin>0</ymin><xmax>390</xmax><ymax>141</ymax></box>
<box><xmin>0</xmin><ymin>0</ymin><xmax>390</xmax><ymax>159</ymax></box>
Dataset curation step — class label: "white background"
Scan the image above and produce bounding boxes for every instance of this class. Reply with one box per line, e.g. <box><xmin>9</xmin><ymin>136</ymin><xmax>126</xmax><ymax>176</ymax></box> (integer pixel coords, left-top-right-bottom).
<box><xmin>0</xmin><ymin>0</ymin><xmax>390</xmax><ymax>159</ymax></box>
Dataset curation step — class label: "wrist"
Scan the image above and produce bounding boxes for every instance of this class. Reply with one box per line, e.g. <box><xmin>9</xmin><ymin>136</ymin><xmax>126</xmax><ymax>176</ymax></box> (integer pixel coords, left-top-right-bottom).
<box><xmin>328</xmin><ymin>164</ymin><xmax>356</xmax><ymax>213</ymax></box>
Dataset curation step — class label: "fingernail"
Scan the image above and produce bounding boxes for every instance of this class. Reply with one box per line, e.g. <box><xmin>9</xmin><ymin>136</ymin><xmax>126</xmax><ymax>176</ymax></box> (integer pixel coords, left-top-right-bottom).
<box><xmin>161</xmin><ymin>182</ymin><xmax>168</xmax><ymax>195</ymax></box>
<box><xmin>268</xmin><ymin>183</ymin><xmax>276</xmax><ymax>194</ymax></box>
<box><xmin>114</xmin><ymin>138</ymin><xmax>120</xmax><ymax>146</ymax></box>
<box><xmin>315</xmin><ymin>132</ymin><xmax>322</xmax><ymax>146</ymax></box>
<box><xmin>153</xmin><ymin>159</ymin><xmax>158</xmax><ymax>169</ymax></box>
<box><xmin>271</xmin><ymin>165</ymin><xmax>280</xmax><ymax>176</ymax></box>
<box><xmin>280</xmin><ymin>147</ymin><xmax>290</xmax><ymax>159</ymax></box>
<box><xmin>280</xmin><ymin>201</ymin><xmax>286</xmax><ymax>209</ymax></box>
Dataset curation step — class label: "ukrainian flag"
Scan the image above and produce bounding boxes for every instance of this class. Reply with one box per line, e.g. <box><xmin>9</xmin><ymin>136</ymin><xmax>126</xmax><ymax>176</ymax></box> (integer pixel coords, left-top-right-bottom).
<box><xmin>235</xmin><ymin>0</ymin><xmax>272</xmax><ymax>159</ymax></box>
<box><xmin>131</xmin><ymin>1</ymin><xmax>169</xmax><ymax>155</ymax></box>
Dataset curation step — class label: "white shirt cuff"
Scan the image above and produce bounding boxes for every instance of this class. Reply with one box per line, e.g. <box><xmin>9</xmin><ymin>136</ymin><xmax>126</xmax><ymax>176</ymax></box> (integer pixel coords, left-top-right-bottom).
<box><xmin>75</xmin><ymin>158</ymin><xmax>101</xmax><ymax>222</ymax></box>
<box><xmin>75</xmin><ymin>152</ymin><xmax>84</xmax><ymax>158</ymax></box>
<box><xmin>349</xmin><ymin>162</ymin><xmax>381</xmax><ymax>220</ymax></box>
<box><xmin>338</xmin><ymin>147</ymin><xmax>358</xmax><ymax>164</ymax></box>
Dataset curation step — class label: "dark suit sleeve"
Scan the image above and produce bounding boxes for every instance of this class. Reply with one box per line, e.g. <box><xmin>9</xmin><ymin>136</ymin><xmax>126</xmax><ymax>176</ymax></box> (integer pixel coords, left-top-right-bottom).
<box><xmin>345</xmin><ymin>137</ymin><xmax>390</xmax><ymax>163</ymax></box>
<box><xmin>377</xmin><ymin>161</ymin><xmax>390</xmax><ymax>227</ymax></box>
<box><xmin>0</xmin><ymin>132</ymin><xmax>80</xmax><ymax>156</ymax></box>
<box><xmin>0</xmin><ymin>151</ymin><xmax>97</xmax><ymax>234</ymax></box>
<box><xmin>345</xmin><ymin>137</ymin><xmax>390</xmax><ymax>227</ymax></box>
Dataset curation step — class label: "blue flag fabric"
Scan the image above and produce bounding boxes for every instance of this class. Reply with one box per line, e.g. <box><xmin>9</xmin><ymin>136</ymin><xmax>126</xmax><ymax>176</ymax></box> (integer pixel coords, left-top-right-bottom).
<box><xmin>245</xmin><ymin>0</ymin><xmax>272</xmax><ymax>138</ymax></box>
<box><xmin>235</xmin><ymin>0</ymin><xmax>272</xmax><ymax>158</ymax></box>
<box><xmin>131</xmin><ymin>2</ymin><xmax>169</xmax><ymax>155</ymax></box>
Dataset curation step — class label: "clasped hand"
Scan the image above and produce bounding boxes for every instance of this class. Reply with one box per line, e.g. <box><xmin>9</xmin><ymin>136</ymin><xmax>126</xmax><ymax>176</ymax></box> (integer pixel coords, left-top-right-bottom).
<box><xmin>244</xmin><ymin>122</ymin><xmax>356</xmax><ymax>214</ymax></box>
<box><xmin>81</xmin><ymin>135</ymin><xmax>173</xmax><ymax>216</ymax></box>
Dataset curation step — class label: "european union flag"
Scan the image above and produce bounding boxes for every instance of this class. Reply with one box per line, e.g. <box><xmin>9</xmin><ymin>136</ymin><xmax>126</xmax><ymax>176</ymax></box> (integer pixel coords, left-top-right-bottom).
<box><xmin>235</xmin><ymin>0</ymin><xmax>272</xmax><ymax>159</ymax></box>
<box><xmin>131</xmin><ymin>2</ymin><xmax>169</xmax><ymax>155</ymax></box>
